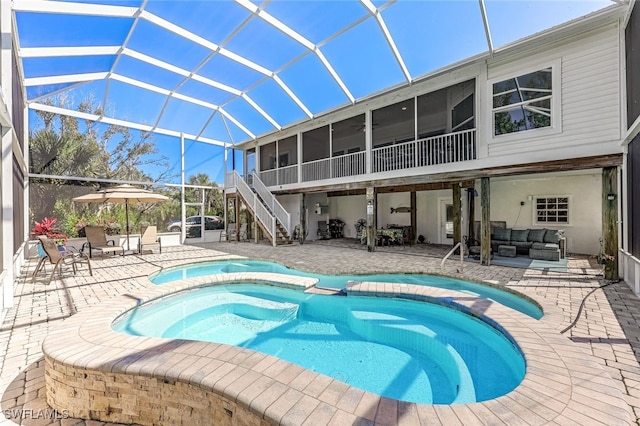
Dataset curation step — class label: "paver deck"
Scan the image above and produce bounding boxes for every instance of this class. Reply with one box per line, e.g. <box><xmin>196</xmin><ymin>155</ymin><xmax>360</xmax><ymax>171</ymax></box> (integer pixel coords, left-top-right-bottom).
<box><xmin>1</xmin><ymin>240</ymin><xmax>639</xmax><ymax>425</ymax></box>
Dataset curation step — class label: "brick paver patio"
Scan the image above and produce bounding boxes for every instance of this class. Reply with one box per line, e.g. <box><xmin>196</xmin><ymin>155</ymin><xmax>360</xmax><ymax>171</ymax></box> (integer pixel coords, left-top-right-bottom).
<box><xmin>1</xmin><ymin>240</ymin><xmax>639</xmax><ymax>425</ymax></box>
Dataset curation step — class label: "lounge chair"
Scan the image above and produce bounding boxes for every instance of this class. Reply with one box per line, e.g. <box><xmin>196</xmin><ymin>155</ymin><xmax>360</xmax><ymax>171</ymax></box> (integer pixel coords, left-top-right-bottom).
<box><xmin>33</xmin><ymin>236</ymin><xmax>92</xmax><ymax>285</ymax></box>
<box><xmin>138</xmin><ymin>226</ymin><xmax>161</xmax><ymax>254</ymax></box>
<box><xmin>219</xmin><ymin>223</ymin><xmax>236</xmax><ymax>241</ymax></box>
<box><xmin>82</xmin><ymin>225</ymin><xmax>125</xmax><ymax>258</ymax></box>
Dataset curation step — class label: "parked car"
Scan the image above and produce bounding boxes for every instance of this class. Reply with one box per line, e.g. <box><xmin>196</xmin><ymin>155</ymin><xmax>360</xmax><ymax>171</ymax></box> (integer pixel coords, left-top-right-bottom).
<box><xmin>167</xmin><ymin>216</ymin><xmax>224</xmax><ymax>233</ymax></box>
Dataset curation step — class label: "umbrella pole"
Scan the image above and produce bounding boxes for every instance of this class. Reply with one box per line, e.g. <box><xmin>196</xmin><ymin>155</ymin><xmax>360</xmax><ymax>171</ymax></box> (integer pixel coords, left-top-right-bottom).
<box><xmin>125</xmin><ymin>201</ymin><xmax>130</xmax><ymax>252</ymax></box>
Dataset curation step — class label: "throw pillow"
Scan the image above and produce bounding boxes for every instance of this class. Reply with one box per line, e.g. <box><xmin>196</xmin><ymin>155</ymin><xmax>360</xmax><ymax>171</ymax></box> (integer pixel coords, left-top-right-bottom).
<box><xmin>511</xmin><ymin>229</ymin><xmax>530</xmax><ymax>242</ymax></box>
<box><xmin>528</xmin><ymin>228</ymin><xmax>546</xmax><ymax>243</ymax></box>
<box><xmin>492</xmin><ymin>228</ymin><xmax>512</xmax><ymax>241</ymax></box>
<box><xmin>544</xmin><ymin>229</ymin><xmax>561</xmax><ymax>244</ymax></box>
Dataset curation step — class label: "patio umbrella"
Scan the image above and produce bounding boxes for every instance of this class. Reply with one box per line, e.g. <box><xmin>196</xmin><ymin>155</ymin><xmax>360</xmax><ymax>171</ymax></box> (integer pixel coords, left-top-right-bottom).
<box><xmin>73</xmin><ymin>184</ymin><xmax>169</xmax><ymax>251</ymax></box>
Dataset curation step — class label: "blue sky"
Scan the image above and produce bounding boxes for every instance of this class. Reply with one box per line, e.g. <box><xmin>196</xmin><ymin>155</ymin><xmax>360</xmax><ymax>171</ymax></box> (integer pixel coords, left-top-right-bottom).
<box><xmin>19</xmin><ymin>0</ymin><xmax>615</xmax><ymax>183</ymax></box>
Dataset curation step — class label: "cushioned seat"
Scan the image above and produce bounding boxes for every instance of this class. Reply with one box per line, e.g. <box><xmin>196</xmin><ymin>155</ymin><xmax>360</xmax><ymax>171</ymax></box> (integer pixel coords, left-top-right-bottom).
<box><xmin>510</xmin><ymin>229</ymin><xmax>532</xmax><ymax>255</ymax></box>
<box><xmin>529</xmin><ymin>246</ymin><xmax>561</xmax><ymax>261</ymax></box>
<box><xmin>531</xmin><ymin>242</ymin><xmax>559</xmax><ymax>250</ymax></box>
<box><xmin>488</xmin><ymin>226</ymin><xmax>564</xmax><ymax>261</ymax></box>
<box><xmin>529</xmin><ymin>229</ymin><xmax>563</xmax><ymax>261</ymax></box>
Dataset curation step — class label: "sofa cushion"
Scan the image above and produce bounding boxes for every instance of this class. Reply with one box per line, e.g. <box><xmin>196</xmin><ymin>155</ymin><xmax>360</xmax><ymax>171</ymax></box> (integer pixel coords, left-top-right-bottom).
<box><xmin>492</xmin><ymin>228</ymin><xmax>511</xmax><ymax>241</ymax></box>
<box><xmin>544</xmin><ymin>229</ymin><xmax>561</xmax><ymax>244</ymax></box>
<box><xmin>531</xmin><ymin>242</ymin><xmax>559</xmax><ymax>250</ymax></box>
<box><xmin>511</xmin><ymin>240</ymin><xmax>533</xmax><ymax>254</ymax></box>
<box><xmin>511</xmin><ymin>229</ymin><xmax>529</xmax><ymax>242</ymax></box>
<box><xmin>528</xmin><ymin>228</ymin><xmax>546</xmax><ymax>243</ymax></box>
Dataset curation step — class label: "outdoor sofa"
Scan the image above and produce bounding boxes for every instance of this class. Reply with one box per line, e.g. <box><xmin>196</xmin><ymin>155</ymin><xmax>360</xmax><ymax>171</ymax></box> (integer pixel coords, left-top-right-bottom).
<box><xmin>466</xmin><ymin>221</ymin><xmax>565</xmax><ymax>261</ymax></box>
<box><xmin>491</xmin><ymin>227</ymin><xmax>565</xmax><ymax>261</ymax></box>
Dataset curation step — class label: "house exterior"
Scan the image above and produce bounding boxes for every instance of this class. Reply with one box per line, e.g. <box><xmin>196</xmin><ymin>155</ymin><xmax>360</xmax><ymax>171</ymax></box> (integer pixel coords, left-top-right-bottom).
<box><xmin>228</xmin><ymin>5</ymin><xmax>634</xmax><ymax>283</ymax></box>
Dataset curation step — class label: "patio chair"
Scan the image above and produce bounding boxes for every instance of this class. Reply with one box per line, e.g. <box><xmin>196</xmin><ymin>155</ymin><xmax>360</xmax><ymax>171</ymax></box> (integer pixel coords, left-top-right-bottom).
<box><xmin>219</xmin><ymin>223</ymin><xmax>236</xmax><ymax>241</ymax></box>
<box><xmin>221</xmin><ymin>223</ymin><xmax>249</xmax><ymax>242</ymax></box>
<box><xmin>138</xmin><ymin>226</ymin><xmax>161</xmax><ymax>254</ymax></box>
<box><xmin>237</xmin><ymin>223</ymin><xmax>248</xmax><ymax>241</ymax></box>
<box><xmin>82</xmin><ymin>225</ymin><xmax>125</xmax><ymax>258</ymax></box>
<box><xmin>33</xmin><ymin>236</ymin><xmax>92</xmax><ymax>285</ymax></box>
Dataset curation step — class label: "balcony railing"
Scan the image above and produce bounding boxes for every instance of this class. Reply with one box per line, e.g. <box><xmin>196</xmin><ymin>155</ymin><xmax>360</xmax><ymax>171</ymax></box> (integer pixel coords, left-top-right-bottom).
<box><xmin>302</xmin><ymin>151</ymin><xmax>366</xmax><ymax>182</ymax></box>
<box><xmin>259</xmin><ymin>164</ymin><xmax>298</xmax><ymax>187</ymax></box>
<box><xmin>372</xmin><ymin>129</ymin><xmax>476</xmax><ymax>173</ymax></box>
<box><xmin>259</xmin><ymin>129</ymin><xmax>476</xmax><ymax>186</ymax></box>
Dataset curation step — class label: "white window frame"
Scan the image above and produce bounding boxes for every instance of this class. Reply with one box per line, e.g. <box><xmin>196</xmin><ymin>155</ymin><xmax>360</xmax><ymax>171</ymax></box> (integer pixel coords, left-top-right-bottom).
<box><xmin>489</xmin><ymin>59</ymin><xmax>562</xmax><ymax>142</ymax></box>
<box><xmin>533</xmin><ymin>195</ymin><xmax>571</xmax><ymax>226</ymax></box>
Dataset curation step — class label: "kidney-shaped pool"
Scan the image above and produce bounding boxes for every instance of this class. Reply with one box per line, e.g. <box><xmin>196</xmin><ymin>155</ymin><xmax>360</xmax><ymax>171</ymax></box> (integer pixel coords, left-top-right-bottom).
<box><xmin>113</xmin><ymin>284</ymin><xmax>525</xmax><ymax>404</ymax></box>
<box><xmin>150</xmin><ymin>259</ymin><xmax>543</xmax><ymax>319</ymax></box>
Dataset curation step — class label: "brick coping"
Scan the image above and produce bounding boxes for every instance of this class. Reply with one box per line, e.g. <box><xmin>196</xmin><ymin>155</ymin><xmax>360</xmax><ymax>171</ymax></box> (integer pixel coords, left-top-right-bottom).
<box><xmin>42</xmin><ymin>272</ymin><xmax>632</xmax><ymax>425</ymax></box>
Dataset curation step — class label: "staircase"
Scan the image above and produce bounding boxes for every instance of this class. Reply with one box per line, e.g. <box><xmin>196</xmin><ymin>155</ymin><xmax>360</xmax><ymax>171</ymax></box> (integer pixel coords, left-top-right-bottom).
<box><xmin>225</xmin><ymin>171</ymin><xmax>292</xmax><ymax>246</ymax></box>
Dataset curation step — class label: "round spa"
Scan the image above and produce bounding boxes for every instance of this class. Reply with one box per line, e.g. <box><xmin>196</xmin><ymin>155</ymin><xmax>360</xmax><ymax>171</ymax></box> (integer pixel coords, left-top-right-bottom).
<box><xmin>113</xmin><ymin>283</ymin><xmax>525</xmax><ymax>405</ymax></box>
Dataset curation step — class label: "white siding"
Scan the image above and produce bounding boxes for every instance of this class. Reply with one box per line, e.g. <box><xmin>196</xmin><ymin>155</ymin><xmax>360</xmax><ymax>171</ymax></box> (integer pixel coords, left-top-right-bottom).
<box><xmin>486</xmin><ymin>23</ymin><xmax>621</xmax><ymax>158</ymax></box>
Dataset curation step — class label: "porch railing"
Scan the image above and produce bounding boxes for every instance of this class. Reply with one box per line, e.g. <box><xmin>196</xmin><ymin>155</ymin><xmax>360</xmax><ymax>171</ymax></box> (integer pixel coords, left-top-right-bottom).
<box><xmin>259</xmin><ymin>164</ymin><xmax>298</xmax><ymax>187</ymax></box>
<box><xmin>372</xmin><ymin>129</ymin><xmax>476</xmax><ymax>173</ymax></box>
<box><xmin>302</xmin><ymin>151</ymin><xmax>366</xmax><ymax>182</ymax></box>
<box><xmin>252</xmin><ymin>172</ymin><xmax>291</xmax><ymax>236</ymax></box>
<box><xmin>257</xmin><ymin>129</ymin><xmax>475</xmax><ymax>184</ymax></box>
<box><xmin>259</xmin><ymin>169</ymin><xmax>277</xmax><ymax>187</ymax></box>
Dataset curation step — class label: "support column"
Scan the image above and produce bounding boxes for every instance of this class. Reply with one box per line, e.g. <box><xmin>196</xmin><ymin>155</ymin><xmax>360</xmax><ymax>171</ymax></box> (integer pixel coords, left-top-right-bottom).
<box><xmin>300</xmin><ymin>193</ymin><xmax>307</xmax><ymax>245</ymax></box>
<box><xmin>254</xmin><ymin>194</ymin><xmax>259</xmax><ymax>243</ymax></box>
<box><xmin>603</xmin><ymin>166</ymin><xmax>619</xmax><ymax>280</ymax></box>
<box><xmin>234</xmin><ymin>196</ymin><xmax>240</xmax><ymax>242</ymax></box>
<box><xmin>468</xmin><ymin>185</ymin><xmax>476</xmax><ymax>242</ymax></box>
<box><xmin>410</xmin><ymin>191</ymin><xmax>416</xmax><ymax>245</ymax></box>
<box><xmin>366</xmin><ymin>187</ymin><xmax>376</xmax><ymax>252</ymax></box>
<box><xmin>365</xmin><ymin>110</ymin><xmax>372</xmax><ymax>174</ymax></box>
<box><xmin>481</xmin><ymin>177</ymin><xmax>491</xmax><ymax>265</ymax></box>
<box><xmin>180</xmin><ymin>134</ymin><xmax>186</xmax><ymax>244</ymax></box>
<box><xmin>452</xmin><ymin>183</ymin><xmax>461</xmax><ymax>250</ymax></box>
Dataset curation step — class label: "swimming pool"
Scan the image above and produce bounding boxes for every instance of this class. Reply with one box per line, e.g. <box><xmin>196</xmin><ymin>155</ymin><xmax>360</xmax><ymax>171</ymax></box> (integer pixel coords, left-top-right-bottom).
<box><xmin>151</xmin><ymin>259</ymin><xmax>543</xmax><ymax>319</ymax></box>
<box><xmin>113</xmin><ymin>284</ymin><xmax>525</xmax><ymax>404</ymax></box>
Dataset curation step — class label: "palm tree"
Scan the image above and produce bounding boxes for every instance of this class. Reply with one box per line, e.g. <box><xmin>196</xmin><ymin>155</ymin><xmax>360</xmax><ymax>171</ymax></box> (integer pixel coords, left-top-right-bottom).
<box><xmin>186</xmin><ymin>173</ymin><xmax>223</xmax><ymax>216</ymax></box>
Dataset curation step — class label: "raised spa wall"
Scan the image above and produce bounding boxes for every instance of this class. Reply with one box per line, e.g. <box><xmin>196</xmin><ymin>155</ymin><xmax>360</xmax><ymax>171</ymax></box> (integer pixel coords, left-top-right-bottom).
<box><xmin>42</xmin><ymin>272</ymin><xmax>633</xmax><ymax>425</ymax></box>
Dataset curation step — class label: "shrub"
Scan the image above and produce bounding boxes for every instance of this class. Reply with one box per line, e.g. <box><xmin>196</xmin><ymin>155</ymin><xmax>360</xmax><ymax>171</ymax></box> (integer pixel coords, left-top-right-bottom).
<box><xmin>31</xmin><ymin>217</ymin><xmax>68</xmax><ymax>246</ymax></box>
<box><xmin>105</xmin><ymin>221</ymin><xmax>121</xmax><ymax>236</ymax></box>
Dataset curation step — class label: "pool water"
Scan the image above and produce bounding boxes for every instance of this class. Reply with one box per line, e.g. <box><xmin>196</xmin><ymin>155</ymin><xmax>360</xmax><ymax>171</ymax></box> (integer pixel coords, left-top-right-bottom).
<box><xmin>151</xmin><ymin>260</ymin><xmax>543</xmax><ymax>319</ymax></box>
<box><xmin>113</xmin><ymin>284</ymin><xmax>525</xmax><ymax>404</ymax></box>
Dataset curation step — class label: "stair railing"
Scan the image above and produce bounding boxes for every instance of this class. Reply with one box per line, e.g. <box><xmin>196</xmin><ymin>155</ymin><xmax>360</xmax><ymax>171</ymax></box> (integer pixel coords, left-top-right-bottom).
<box><xmin>440</xmin><ymin>242</ymin><xmax>464</xmax><ymax>273</ymax></box>
<box><xmin>252</xmin><ymin>172</ymin><xmax>291</xmax><ymax>236</ymax></box>
<box><xmin>233</xmin><ymin>171</ymin><xmax>277</xmax><ymax>246</ymax></box>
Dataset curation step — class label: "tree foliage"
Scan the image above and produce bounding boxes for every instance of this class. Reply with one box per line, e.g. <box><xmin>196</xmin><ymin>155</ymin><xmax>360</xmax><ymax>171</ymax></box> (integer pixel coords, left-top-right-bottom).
<box><xmin>29</xmin><ymin>97</ymin><xmax>204</xmax><ymax>236</ymax></box>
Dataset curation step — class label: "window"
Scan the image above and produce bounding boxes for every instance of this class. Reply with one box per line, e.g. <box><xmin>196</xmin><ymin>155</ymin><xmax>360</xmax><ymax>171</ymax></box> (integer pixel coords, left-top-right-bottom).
<box><xmin>493</xmin><ymin>68</ymin><xmax>552</xmax><ymax>136</ymax></box>
<box><xmin>535</xmin><ymin>196</ymin><xmax>569</xmax><ymax>224</ymax></box>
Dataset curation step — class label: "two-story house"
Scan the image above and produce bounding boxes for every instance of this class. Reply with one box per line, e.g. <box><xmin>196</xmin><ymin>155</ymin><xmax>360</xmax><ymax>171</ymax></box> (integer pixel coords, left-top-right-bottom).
<box><xmin>225</xmin><ymin>5</ymin><xmax>626</xmax><ymax>280</ymax></box>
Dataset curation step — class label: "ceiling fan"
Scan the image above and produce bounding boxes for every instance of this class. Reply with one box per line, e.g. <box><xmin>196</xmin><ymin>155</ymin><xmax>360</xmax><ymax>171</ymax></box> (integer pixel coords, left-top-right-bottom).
<box><xmin>350</xmin><ymin>122</ymin><xmax>379</xmax><ymax>132</ymax></box>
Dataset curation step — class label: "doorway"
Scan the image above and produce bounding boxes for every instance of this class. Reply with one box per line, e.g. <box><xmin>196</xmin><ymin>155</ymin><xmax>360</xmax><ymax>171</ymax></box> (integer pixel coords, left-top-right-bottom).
<box><xmin>439</xmin><ymin>199</ymin><xmax>454</xmax><ymax>244</ymax></box>
<box><xmin>245</xmin><ymin>148</ymin><xmax>256</xmax><ymax>184</ymax></box>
